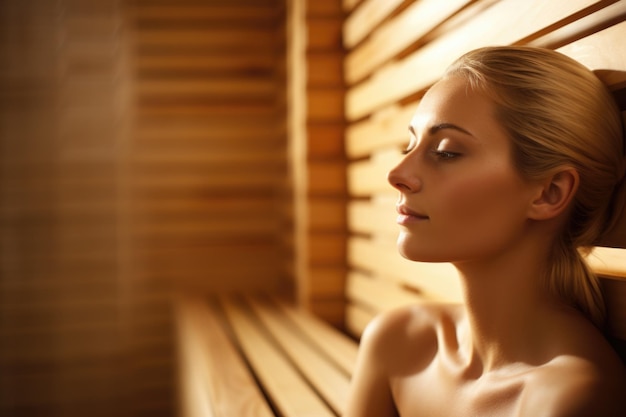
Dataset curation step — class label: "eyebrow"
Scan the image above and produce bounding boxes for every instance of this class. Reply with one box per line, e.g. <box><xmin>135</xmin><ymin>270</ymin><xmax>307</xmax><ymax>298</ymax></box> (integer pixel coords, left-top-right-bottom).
<box><xmin>408</xmin><ymin>122</ymin><xmax>474</xmax><ymax>137</ymax></box>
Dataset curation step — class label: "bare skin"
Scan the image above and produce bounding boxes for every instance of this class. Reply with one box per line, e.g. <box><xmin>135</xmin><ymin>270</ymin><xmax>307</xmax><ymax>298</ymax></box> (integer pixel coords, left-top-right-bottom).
<box><xmin>344</xmin><ymin>76</ymin><xmax>626</xmax><ymax>417</ymax></box>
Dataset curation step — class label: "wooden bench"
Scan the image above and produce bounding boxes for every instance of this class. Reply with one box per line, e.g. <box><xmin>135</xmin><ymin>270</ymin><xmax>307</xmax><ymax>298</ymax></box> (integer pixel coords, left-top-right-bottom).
<box><xmin>176</xmin><ymin>1</ymin><xmax>626</xmax><ymax>416</ymax></box>
<box><xmin>176</xmin><ymin>295</ymin><xmax>358</xmax><ymax>417</ymax></box>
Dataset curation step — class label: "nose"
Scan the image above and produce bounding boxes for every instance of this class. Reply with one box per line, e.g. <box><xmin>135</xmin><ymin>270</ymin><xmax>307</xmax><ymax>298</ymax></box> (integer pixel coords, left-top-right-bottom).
<box><xmin>387</xmin><ymin>156</ymin><xmax>422</xmax><ymax>193</ymax></box>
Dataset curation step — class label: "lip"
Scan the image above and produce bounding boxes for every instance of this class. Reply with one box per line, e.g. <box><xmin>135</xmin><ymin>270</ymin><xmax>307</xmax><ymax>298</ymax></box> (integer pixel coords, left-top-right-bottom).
<box><xmin>396</xmin><ymin>205</ymin><xmax>429</xmax><ymax>225</ymax></box>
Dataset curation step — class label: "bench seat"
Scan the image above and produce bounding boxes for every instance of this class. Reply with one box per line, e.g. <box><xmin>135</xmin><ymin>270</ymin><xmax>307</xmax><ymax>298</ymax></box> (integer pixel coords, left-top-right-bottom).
<box><xmin>176</xmin><ymin>295</ymin><xmax>358</xmax><ymax>417</ymax></box>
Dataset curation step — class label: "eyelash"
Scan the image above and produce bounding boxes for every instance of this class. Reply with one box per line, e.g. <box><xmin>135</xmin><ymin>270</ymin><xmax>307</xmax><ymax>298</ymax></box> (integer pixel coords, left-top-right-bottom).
<box><xmin>401</xmin><ymin>144</ymin><xmax>462</xmax><ymax>160</ymax></box>
<box><xmin>430</xmin><ymin>150</ymin><xmax>461</xmax><ymax>160</ymax></box>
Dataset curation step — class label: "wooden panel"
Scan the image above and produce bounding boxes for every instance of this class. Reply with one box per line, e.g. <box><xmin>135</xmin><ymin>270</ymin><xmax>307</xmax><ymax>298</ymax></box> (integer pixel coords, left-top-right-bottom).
<box><xmin>343</xmin><ymin>0</ymin><xmax>405</xmax><ymax>48</ymax></box>
<box><xmin>246</xmin><ymin>296</ymin><xmax>351</xmax><ymax>415</ymax></box>
<box><xmin>347</xmin><ymin>149</ymin><xmax>401</xmax><ymax>196</ymax></box>
<box><xmin>129</xmin><ymin>0</ymin><xmax>289</xmax><ymax>295</ymax></box>
<box><xmin>0</xmin><ymin>1</ymin><xmax>140</xmax><ymax>415</ymax></box>
<box><xmin>348</xmin><ymin>237</ymin><xmax>462</xmax><ymax>302</ymax></box>
<box><xmin>346</xmin><ymin>271</ymin><xmax>423</xmax><ymax>312</ymax></box>
<box><xmin>273</xmin><ymin>296</ymin><xmax>358</xmax><ymax>375</ymax></box>
<box><xmin>345</xmin><ymin>303</ymin><xmax>376</xmax><ymax>337</ymax></box>
<box><xmin>346</xmin><ymin>0</ymin><xmax>606</xmax><ymax>120</ymax></box>
<box><xmin>346</xmin><ymin>103</ymin><xmax>415</xmax><ymax>158</ymax></box>
<box><xmin>557</xmin><ymin>19</ymin><xmax>626</xmax><ymax>89</ymax></box>
<box><xmin>348</xmin><ymin>198</ymin><xmax>396</xmax><ymax>236</ymax></box>
<box><xmin>175</xmin><ymin>298</ymin><xmax>273</xmax><ymax>417</ymax></box>
<box><xmin>345</xmin><ymin>0</ymin><xmax>472</xmax><ymax>84</ymax></box>
<box><xmin>221</xmin><ymin>297</ymin><xmax>336</xmax><ymax>417</ymax></box>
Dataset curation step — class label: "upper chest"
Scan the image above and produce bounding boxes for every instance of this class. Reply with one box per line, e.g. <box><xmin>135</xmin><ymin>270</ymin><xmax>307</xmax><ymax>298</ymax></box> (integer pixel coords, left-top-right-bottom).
<box><xmin>390</xmin><ymin>357</ymin><xmax>531</xmax><ymax>417</ymax></box>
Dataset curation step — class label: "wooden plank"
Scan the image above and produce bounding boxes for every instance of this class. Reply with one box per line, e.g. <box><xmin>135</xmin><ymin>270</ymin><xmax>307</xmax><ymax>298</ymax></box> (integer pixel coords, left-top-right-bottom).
<box><xmin>175</xmin><ymin>298</ymin><xmax>274</xmax><ymax>417</ymax></box>
<box><xmin>136</xmin><ymin>53</ymin><xmax>276</xmax><ymax>73</ymax></box>
<box><xmin>134</xmin><ymin>29</ymin><xmax>276</xmax><ymax>49</ymax></box>
<box><xmin>221</xmin><ymin>297</ymin><xmax>336</xmax><ymax>417</ymax></box>
<box><xmin>245</xmin><ymin>296</ymin><xmax>351</xmax><ymax>416</ymax></box>
<box><xmin>347</xmin><ymin>148</ymin><xmax>401</xmax><ymax>196</ymax></box>
<box><xmin>308</xmin><ymin>198</ymin><xmax>346</xmax><ymax>230</ymax></box>
<box><xmin>308</xmin><ymin>233</ymin><xmax>346</xmax><ymax>264</ymax></box>
<box><xmin>557</xmin><ymin>19</ymin><xmax>626</xmax><ymax>89</ymax></box>
<box><xmin>343</xmin><ymin>0</ymin><xmax>362</xmax><ymax>13</ymax></box>
<box><xmin>137</xmin><ymin>78</ymin><xmax>276</xmax><ymax>99</ymax></box>
<box><xmin>131</xmin><ymin>148</ymin><xmax>284</xmax><ymax>166</ymax></box>
<box><xmin>587</xmin><ymin>247</ymin><xmax>626</xmax><ymax>279</ymax></box>
<box><xmin>307</xmin><ymin>17</ymin><xmax>343</xmax><ymax>50</ymax></box>
<box><xmin>131</xmin><ymin>170</ymin><xmax>284</xmax><ymax>192</ymax></box>
<box><xmin>345</xmin><ymin>0</ymin><xmax>473</xmax><ymax>84</ymax></box>
<box><xmin>271</xmin><ymin>296</ymin><xmax>359</xmax><ymax>376</ymax></box>
<box><xmin>348</xmin><ymin>197</ymin><xmax>397</xmax><ymax>236</ymax></box>
<box><xmin>308</xmin><ymin>161</ymin><xmax>346</xmax><ymax>194</ymax></box>
<box><xmin>343</xmin><ymin>0</ymin><xmax>405</xmax><ymax>48</ymax></box>
<box><xmin>346</xmin><ymin>271</ymin><xmax>424</xmax><ymax>313</ymax></box>
<box><xmin>530</xmin><ymin>0</ymin><xmax>626</xmax><ymax>50</ymax></box>
<box><xmin>345</xmin><ymin>0</ymin><xmax>606</xmax><ymax>120</ymax></box>
<box><xmin>346</xmin><ymin>103</ymin><xmax>415</xmax><ymax>158</ymax></box>
<box><xmin>345</xmin><ymin>303</ymin><xmax>376</xmax><ymax>338</ymax></box>
<box><xmin>128</xmin><ymin>4</ymin><xmax>277</xmax><ymax>21</ymax></box>
<box><xmin>348</xmin><ymin>236</ymin><xmax>463</xmax><ymax>302</ymax></box>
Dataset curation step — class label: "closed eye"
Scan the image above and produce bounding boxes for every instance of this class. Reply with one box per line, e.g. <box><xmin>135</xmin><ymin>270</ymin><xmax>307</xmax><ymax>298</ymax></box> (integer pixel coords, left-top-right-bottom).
<box><xmin>430</xmin><ymin>149</ymin><xmax>461</xmax><ymax>160</ymax></box>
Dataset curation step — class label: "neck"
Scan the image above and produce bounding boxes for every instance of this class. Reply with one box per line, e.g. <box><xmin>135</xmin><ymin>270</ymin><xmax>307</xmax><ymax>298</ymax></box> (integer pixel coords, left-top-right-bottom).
<box><xmin>454</xmin><ymin>238</ymin><xmax>560</xmax><ymax>374</ymax></box>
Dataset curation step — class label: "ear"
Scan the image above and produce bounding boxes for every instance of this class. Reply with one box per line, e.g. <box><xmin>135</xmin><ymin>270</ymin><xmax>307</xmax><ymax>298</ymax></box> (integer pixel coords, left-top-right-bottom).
<box><xmin>528</xmin><ymin>167</ymin><xmax>579</xmax><ymax>221</ymax></box>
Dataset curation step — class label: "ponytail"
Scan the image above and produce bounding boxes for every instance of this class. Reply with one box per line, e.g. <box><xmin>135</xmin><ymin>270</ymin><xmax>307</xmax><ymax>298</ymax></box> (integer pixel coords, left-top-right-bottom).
<box><xmin>547</xmin><ymin>241</ymin><xmax>606</xmax><ymax>329</ymax></box>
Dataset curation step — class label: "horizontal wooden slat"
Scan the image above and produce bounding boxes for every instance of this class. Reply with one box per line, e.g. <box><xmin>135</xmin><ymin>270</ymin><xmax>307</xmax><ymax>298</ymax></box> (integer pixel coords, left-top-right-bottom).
<box><xmin>131</xmin><ymin>148</ymin><xmax>284</xmax><ymax>165</ymax></box>
<box><xmin>342</xmin><ymin>0</ymin><xmax>362</xmax><ymax>13</ymax></box>
<box><xmin>346</xmin><ymin>271</ymin><xmax>424</xmax><ymax>312</ymax></box>
<box><xmin>587</xmin><ymin>247</ymin><xmax>626</xmax><ymax>279</ymax></box>
<box><xmin>529</xmin><ymin>0</ymin><xmax>626</xmax><ymax>49</ymax></box>
<box><xmin>137</xmin><ymin>78</ymin><xmax>276</xmax><ymax>99</ymax></box>
<box><xmin>348</xmin><ymin>148</ymin><xmax>401</xmax><ymax>196</ymax></box>
<box><xmin>345</xmin><ymin>0</ymin><xmax>472</xmax><ymax>84</ymax></box>
<box><xmin>345</xmin><ymin>303</ymin><xmax>376</xmax><ymax>338</ymax></box>
<box><xmin>308</xmin><ymin>199</ymin><xmax>346</xmax><ymax>230</ymax></box>
<box><xmin>348</xmin><ymin>236</ymin><xmax>462</xmax><ymax>302</ymax></box>
<box><xmin>343</xmin><ymin>0</ymin><xmax>405</xmax><ymax>49</ymax></box>
<box><xmin>346</xmin><ymin>0</ymin><xmax>605</xmax><ymax>120</ymax></box>
<box><xmin>308</xmin><ymin>161</ymin><xmax>347</xmax><ymax>194</ymax></box>
<box><xmin>557</xmin><ymin>19</ymin><xmax>626</xmax><ymax>89</ymax></box>
<box><xmin>135</xmin><ymin>53</ymin><xmax>276</xmax><ymax>74</ymax></box>
<box><xmin>129</xmin><ymin>5</ymin><xmax>277</xmax><ymax>21</ymax></box>
<box><xmin>134</xmin><ymin>29</ymin><xmax>276</xmax><ymax>49</ymax></box>
<box><xmin>346</xmin><ymin>103</ymin><xmax>415</xmax><ymax>158</ymax></box>
<box><xmin>348</xmin><ymin>198</ymin><xmax>396</xmax><ymax>236</ymax></box>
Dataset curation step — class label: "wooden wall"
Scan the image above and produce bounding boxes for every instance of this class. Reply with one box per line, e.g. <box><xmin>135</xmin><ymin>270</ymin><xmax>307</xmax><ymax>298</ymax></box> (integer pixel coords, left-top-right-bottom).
<box><xmin>128</xmin><ymin>0</ymin><xmax>290</xmax><ymax>293</ymax></box>
<box><xmin>288</xmin><ymin>0</ymin><xmax>346</xmax><ymax>326</ymax></box>
<box><xmin>1</xmin><ymin>1</ymin><xmax>290</xmax><ymax>416</ymax></box>
<box><xmin>0</xmin><ymin>0</ymin><xmax>135</xmax><ymax>415</ymax></box>
<box><xmin>341</xmin><ymin>0</ymin><xmax>626</xmax><ymax>337</ymax></box>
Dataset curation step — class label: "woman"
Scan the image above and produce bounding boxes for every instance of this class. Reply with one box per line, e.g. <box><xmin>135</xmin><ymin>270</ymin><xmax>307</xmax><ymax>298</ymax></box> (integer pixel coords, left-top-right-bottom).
<box><xmin>345</xmin><ymin>46</ymin><xmax>626</xmax><ymax>416</ymax></box>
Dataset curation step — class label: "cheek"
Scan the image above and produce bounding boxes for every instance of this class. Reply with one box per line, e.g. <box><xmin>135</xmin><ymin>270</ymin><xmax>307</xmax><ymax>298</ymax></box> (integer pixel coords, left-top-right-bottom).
<box><xmin>438</xmin><ymin>170</ymin><xmax>528</xmax><ymax>233</ymax></box>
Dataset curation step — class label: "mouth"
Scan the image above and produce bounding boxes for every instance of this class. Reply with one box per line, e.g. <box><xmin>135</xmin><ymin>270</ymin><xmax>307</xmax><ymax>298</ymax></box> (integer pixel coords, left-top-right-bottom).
<box><xmin>396</xmin><ymin>205</ymin><xmax>429</xmax><ymax>222</ymax></box>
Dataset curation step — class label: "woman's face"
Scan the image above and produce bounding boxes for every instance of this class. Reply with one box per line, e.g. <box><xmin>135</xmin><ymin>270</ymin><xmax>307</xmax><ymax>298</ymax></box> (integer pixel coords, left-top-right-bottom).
<box><xmin>388</xmin><ymin>76</ymin><xmax>538</xmax><ymax>265</ymax></box>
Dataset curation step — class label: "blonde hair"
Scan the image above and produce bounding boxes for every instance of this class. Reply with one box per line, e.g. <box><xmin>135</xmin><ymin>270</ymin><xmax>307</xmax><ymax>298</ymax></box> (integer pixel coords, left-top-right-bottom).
<box><xmin>445</xmin><ymin>46</ymin><xmax>625</xmax><ymax>329</ymax></box>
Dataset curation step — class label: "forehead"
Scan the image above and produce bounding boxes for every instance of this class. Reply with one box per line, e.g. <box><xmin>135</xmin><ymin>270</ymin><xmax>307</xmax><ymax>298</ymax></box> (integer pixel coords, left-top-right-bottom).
<box><xmin>410</xmin><ymin>76</ymin><xmax>499</xmax><ymax>135</ymax></box>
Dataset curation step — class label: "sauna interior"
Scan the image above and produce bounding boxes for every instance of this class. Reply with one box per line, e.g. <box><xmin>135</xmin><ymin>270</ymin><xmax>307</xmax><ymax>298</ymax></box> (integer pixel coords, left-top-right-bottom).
<box><xmin>2</xmin><ymin>0</ymin><xmax>625</xmax><ymax>416</ymax></box>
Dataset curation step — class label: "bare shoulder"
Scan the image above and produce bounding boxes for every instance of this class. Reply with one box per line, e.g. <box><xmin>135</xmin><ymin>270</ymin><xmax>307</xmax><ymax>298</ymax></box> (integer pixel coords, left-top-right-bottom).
<box><xmin>522</xmin><ymin>351</ymin><xmax>626</xmax><ymax>417</ymax></box>
<box><xmin>359</xmin><ymin>302</ymin><xmax>461</xmax><ymax>375</ymax></box>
